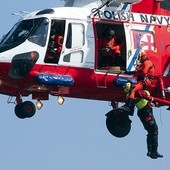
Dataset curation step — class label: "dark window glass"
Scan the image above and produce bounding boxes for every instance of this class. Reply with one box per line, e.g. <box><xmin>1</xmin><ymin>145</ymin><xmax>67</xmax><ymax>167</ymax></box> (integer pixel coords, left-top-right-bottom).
<box><xmin>161</xmin><ymin>0</ymin><xmax>170</xmax><ymax>10</ymax></box>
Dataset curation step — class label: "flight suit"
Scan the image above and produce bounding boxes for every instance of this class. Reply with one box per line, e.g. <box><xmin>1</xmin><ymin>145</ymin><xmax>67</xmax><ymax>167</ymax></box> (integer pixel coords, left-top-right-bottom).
<box><xmin>124</xmin><ymin>52</ymin><xmax>155</xmax><ymax>114</ymax></box>
<box><xmin>134</xmin><ymin>91</ymin><xmax>163</xmax><ymax>159</ymax></box>
<box><xmin>98</xmin><ymin>34</ymin><xmax>123</xmax><ymax>67</ymax></box>
<box><xmin>54</xmin><ymin>35</ymin><xmax>63</xmax><ymax>54</ymax></box>
<box><xmin>128</xmin><ymin>58</ymin><xmax>155</xmax><ymax>99</ymax></box>
<box><xmin>123</xmin><ymin>81</ymin><xmax>163</xmax><ymax>159</ymax></box>
<box><xmin>45</xmin><ymin>35</ymin><xmax>63</xmax><ymax>63</ymax></box>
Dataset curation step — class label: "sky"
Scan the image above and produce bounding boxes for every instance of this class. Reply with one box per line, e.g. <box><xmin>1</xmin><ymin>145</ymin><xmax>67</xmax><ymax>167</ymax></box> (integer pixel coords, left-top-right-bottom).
<box><xmin>0</xmin><ymin>1</ymin><xmax>170</xmax><ymax>170</ymax></box>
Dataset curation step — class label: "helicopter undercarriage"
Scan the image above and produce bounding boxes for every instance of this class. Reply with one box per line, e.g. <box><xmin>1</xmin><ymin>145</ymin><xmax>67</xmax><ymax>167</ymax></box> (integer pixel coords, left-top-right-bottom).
<box><xmin>14</xmin><ymin>100</ymin><xmax>132</xmax><ymax>138</ymax></box>
<box><xmin>105</xmin><ymin>107</ymin><xmax>132</xmax><ymax>138</ymax></box>
<box><xmin>15</xmin><ymin>101</ymin><xmax>36</xmax><ymax>119</ymax></box>
<box><xmin>9</xmin><ymin>93</ymin><xmax>170</xmax><ymax>138</ymax></box>
<box><xmin>9</xmin><ymin>93</ymin><xmax>131</xmax><ymax>138</ymax></box>
<box><xmin>9</xmin><ymin>84</ymin><xmax>170</xmax><ymax>138</ymax></box>
<box><xmin>7</xmin><ymin>93</ymin><xmax>64</xmax><ymax>119</ymax></box>
<box><xmin>10</xmin><ymin>95</ymin><xmax>36</xmax><ymax>119</ymax></box>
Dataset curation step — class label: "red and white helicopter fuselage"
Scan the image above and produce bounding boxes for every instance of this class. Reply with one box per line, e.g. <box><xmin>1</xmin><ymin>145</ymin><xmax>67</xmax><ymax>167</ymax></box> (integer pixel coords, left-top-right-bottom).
<box><xmin>0</xmin><ymin>0</ymin><xmax>169</xmax><ymax>127</ymax></box>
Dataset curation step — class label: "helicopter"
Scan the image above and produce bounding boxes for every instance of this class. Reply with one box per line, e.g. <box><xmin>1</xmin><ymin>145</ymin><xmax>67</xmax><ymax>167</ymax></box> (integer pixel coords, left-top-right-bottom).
<box><xmin>0</xmin><ymin>0</ymin><xmax>170</xmax><ymax>138</ymax></box>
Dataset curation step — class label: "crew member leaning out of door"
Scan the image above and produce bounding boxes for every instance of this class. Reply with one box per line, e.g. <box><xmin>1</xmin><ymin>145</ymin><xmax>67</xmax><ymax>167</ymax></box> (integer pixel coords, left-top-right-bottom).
<box><xmin>124</xmin><ymin>51</ymin><xmax>155</xmax><ymax>113</ymax></box>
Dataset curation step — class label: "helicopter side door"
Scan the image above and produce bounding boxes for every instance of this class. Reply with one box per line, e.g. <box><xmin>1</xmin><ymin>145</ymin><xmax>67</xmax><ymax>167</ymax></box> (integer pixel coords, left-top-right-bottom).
<box><xmin>44</xmin><ymin>19</ymin><xmax>66</xmax><ymax>64</ymax></box>
<box><xmin>58</xmin><ymin>19</ymin><xmax>95</xmax><ymax>69</ymax></box>
<box><xmin>94</xmin><ymin>20</ymin><xmax>126</xmax><ymax>72</ymax></box>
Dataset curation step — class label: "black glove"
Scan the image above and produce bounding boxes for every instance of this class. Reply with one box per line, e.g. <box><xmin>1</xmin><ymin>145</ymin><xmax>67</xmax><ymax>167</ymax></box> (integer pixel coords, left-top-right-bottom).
<box><xmin>101</xmin><ymin>47</ymin><xmax>111</xmax><ymax>53</ymax></box>
<box><xmin>48</xmin><ymin>48</ymin><xmax>56</xmax><ymax>54</ymax></box>
<box><xmin>152</xmin><ymin>99</ymin><xmax>159</xmax><ymax>107</ymax></box>
<box><xmin>105</xmin><ymin>47</ymin><xmax>111</xmax><ymax>52</ymax></box>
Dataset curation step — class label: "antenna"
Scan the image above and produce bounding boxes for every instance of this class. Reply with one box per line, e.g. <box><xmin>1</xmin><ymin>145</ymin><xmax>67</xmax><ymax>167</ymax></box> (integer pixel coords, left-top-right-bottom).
<box><xmin>20</xmin><ymin>11</ymin><xmax>29</xmax><ymax>14</ymax></box>
<box><xmin>11</xmin><ymin>11</ymin><xmax>30</xmax><ymax>19</ymax></box>
<box><xmin>11</xmin><ymin>13</ymin><xmax>23</xmax><ymax>18</ymax></box>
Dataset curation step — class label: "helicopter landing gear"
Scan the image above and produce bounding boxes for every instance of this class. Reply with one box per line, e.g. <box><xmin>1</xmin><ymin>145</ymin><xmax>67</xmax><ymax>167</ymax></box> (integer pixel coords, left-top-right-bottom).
<box><xmin>15</xmin><ymin>101</ymin><xmax>36</xmax><ymax>119</ymax></box>
<box><xmin>105</xmin><ymin>108</ymin><xmax>131</xmax><ymax>138</ymax></box>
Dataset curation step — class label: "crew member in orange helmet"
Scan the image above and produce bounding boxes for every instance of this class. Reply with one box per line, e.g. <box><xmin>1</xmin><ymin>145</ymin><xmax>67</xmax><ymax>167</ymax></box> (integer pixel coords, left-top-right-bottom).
<box><xmin>124</xmin><ymin>51</ymin><xmax>155</xmax><ymax>113</ymax></box>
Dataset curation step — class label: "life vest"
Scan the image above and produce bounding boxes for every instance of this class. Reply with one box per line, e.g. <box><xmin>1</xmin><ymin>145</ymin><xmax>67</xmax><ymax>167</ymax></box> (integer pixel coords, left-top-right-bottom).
<box><xmin>135</xmin><ymin>90</ymin><xmax>150</xmax><ymax>109</ymax></box>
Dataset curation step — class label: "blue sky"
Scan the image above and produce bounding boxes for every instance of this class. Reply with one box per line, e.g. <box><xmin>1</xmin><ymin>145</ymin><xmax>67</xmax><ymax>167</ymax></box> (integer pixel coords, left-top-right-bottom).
<box><xmin>0</xmin><ymin>1</ymin><xmax>170</xmax><ymax>170</ymax></box>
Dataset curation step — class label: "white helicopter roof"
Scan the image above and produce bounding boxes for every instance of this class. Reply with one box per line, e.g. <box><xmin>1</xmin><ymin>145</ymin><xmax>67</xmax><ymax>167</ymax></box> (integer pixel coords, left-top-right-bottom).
<box><xmin>22</xmin><ymin>7</ymin><xmax>93</xmax><ymax>20</ymax></box>
<box><xmin>21</xmin><ymin>0</ymin><xmax>142</xmax><ymax>21</ymax></box>
<box><xmin>64</xmin><ymin>0</ymin><xmax>142</xmax><ymax>7</ymax></box>
<box><xmin>64</xmin><ymin>0</ymin><xmax>102</xmax><ymax>8</ymax></box>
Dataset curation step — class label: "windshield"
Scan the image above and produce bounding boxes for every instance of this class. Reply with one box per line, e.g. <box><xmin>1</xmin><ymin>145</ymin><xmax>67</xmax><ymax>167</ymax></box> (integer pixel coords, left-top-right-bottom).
<box><xmin>1</xmin><ymin>18</ymin><xmax>49</xmax><ymax>47</ymax></box>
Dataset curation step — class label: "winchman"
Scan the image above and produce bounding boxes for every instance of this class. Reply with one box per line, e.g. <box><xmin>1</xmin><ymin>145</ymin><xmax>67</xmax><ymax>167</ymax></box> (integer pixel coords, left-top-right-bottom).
<box><xmin>123</xmin><ymin>82</ymin><xmax>163</xmax><ymax>159</ymax></box>
<box><xmin>124</xmin><ymin>50</ymin><xmax>155</xmax><ymax>114</ymax></box>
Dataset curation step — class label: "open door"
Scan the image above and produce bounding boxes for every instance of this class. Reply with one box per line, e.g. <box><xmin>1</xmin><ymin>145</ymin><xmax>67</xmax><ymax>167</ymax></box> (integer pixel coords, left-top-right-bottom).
<box><xmin>44</xmin><ymin>19</ymin><xmax>66</xmax><ymax>64</ymax></box>
<box><xmin>94</xmin><ymin>20</ymin><xmax>126</xmax><ymax>72</ymax></box>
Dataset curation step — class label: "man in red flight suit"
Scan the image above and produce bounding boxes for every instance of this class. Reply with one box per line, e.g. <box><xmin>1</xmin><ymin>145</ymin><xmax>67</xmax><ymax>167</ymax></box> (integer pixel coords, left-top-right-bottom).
<box><xmin>124</xmin><ymin>51</ymin><xmax>155</xmax><ymax>113</ymax></box>
<box><xmin>123</xmin><ymin>83</ymin><xmax>163</xmax><ymax>159</ymax></box>
<box><xmin>51</xmin><ymin>34</ymin><xmax>63</xmax><ymax>55</ymax></box>
<box><xmin>98</xmin><ymin>29</ymin><xmax>123</xmax><ymax>67</ymax></box>
<box><xmin>45</xmin><ymin>30</ymin><xmax>63</xmax><ymax>63</ymax></box>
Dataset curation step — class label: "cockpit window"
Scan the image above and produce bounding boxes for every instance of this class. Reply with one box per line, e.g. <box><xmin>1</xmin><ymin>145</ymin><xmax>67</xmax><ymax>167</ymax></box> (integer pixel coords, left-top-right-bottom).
<box><xmin>0</xmin><ymin>18</ymin><xmax>49</xmax><ymax>47</ymax></box>
<box><xmin>28</xmin><ymin>18</ymin><xmax>49</xmax><ymax>47</ymax></box>
<box><xmin>0</xmin><ymin>22</ymin><xmax>23</xmax><ymax>44</ymax></box>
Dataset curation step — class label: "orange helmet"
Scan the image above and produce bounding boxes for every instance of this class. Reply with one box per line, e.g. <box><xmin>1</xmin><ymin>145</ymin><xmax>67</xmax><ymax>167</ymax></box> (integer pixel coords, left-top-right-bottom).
<box><xmin>137</xmin><ymin>51</ymin><xmax>147</xmax><ymax>63</ymax></box>
<box><xmin>140</xmin><ymin>51</ymin><xmax>147</xmax><ymax>60</ymax></box>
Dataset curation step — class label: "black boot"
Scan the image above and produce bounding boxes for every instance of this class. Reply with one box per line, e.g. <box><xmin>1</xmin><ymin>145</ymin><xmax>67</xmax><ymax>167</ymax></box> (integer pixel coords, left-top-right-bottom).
<box><xmin>147</xmin><ymin>144</ymin><xmax>153</xmax><ymax>158</ymax></box>
<box><xmin>150</xmin><ymin>144</ymin><xmax>163</xmax><ymax>159</ymax></box>
<box><xmin>147</xmin><ymin>135</ymin><xmax>154</xmax><ymax>158</ymax></box>
<box><xmin>147</xmin><ymin>134</ymin><xmax>163</xmax><ymax>159</ymax></box>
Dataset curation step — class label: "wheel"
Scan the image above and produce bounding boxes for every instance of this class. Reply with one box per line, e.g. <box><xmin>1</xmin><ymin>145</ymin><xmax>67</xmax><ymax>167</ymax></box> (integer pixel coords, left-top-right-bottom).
<box><xmin>106</xmin><ymin>108</ymin><xmax>131</xmax><ymax>138</ymax></box>
<box><xmin>22</xmin><ymin>101</ymin><xmax>36</xmax><ymax>118</ymax></box>
<box><xmin>15</xmin><ymin>104</ymin><xmax>27</xmax><ymax>119</ymax></box>
<box><xmin>14</xmin><ymin>101</ymin><xmax>36</xmax><ymax>119</ymax></box>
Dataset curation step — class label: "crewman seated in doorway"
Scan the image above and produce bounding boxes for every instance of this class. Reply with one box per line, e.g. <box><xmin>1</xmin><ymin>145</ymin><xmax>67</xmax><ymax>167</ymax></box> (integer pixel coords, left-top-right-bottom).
<box><xmin>98</xmin><ymin>29</ymin><xmax>123</xmax><ymax>68</ymax></box>
<box><xmin>45</xmin><ymin>29</ymin><xmax>63</xmax><ymax>64</ymax></box>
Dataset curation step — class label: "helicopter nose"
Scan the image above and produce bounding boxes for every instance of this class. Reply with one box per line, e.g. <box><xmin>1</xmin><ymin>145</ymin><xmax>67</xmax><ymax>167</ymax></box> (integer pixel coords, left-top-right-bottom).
<box><xmin>8</xmin><ymin>51</ymin><xmax>39</xmax><ymax>79</ymax></box>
